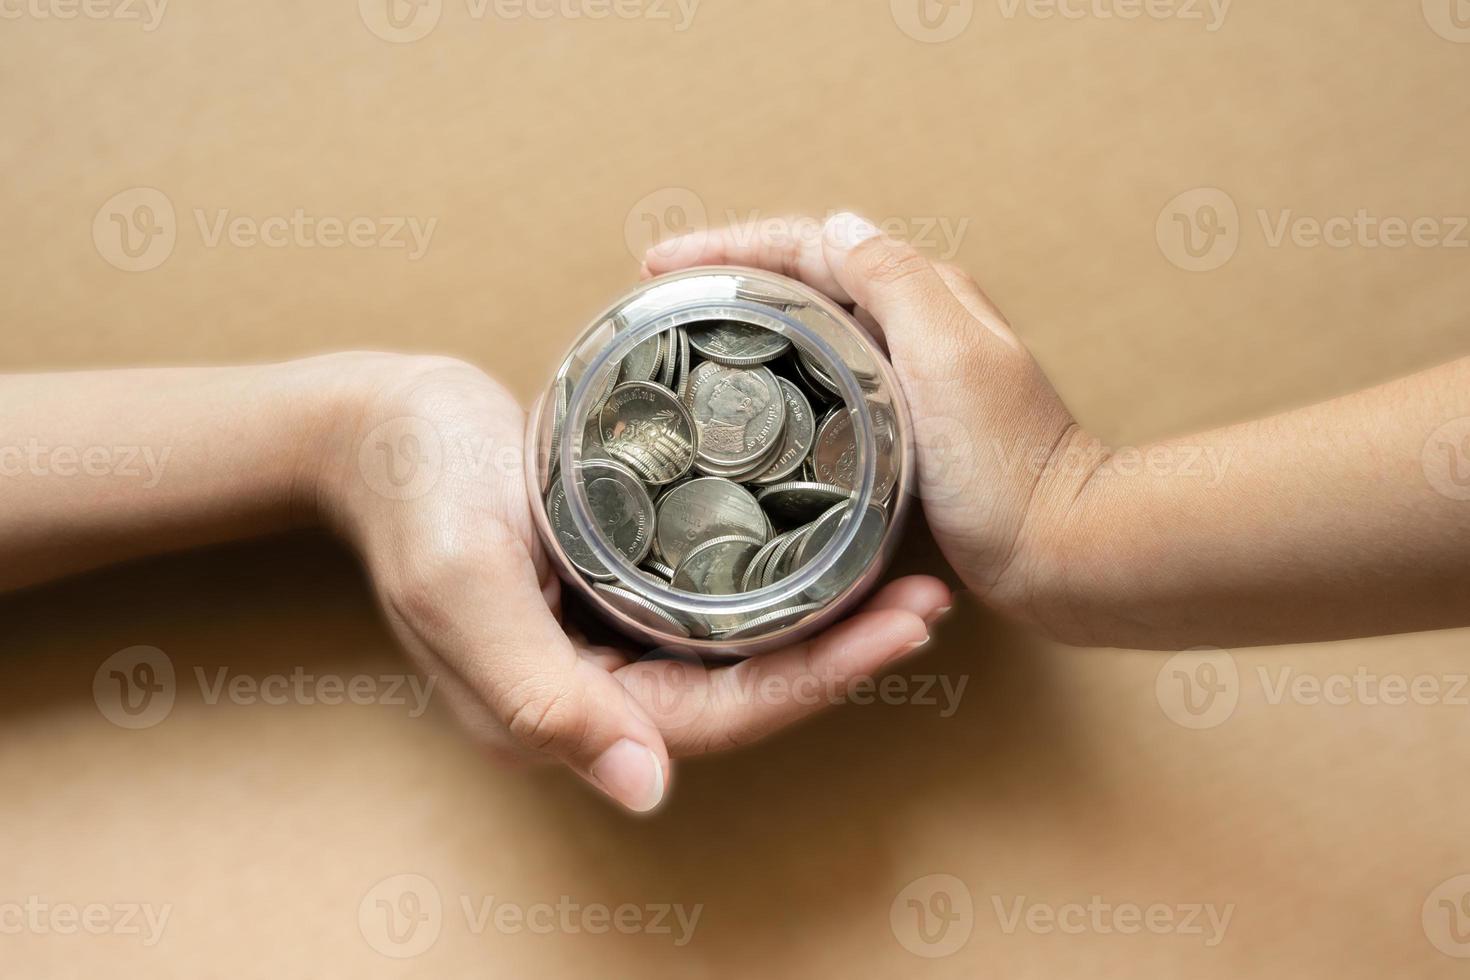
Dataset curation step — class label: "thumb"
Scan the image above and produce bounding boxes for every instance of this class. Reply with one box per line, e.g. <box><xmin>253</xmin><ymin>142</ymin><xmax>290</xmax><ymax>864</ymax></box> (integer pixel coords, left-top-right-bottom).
<box><xmin>418</xmin><ymin>540</ymin><xmax>671</xmax><ymax>813</ymax></box>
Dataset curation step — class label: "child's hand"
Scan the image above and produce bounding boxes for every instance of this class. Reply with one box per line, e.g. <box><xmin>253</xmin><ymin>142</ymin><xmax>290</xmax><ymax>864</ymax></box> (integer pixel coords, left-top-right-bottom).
<box><xmin>645</xmin><ymin>215</ymin><xmax>1097</xmax><ymax>641</ymax></box>
<box><xmin>648</xmin><ymin>214</ymin><xmax>1470</xmax><ymax>651</ymax></box>
<box><xmin>319</xmin><ymin>355</ymin><xmax>948</xmax><ymax>811</ymax></box>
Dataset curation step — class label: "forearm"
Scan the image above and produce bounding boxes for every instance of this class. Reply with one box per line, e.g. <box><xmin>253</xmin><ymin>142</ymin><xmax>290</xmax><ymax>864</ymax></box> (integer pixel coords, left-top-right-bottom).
<box><xmin>0</xmin><ymin>354</ymin><xmax>365</xmax><ymax>592</ymax></box>
<box><xmin>1052</xmin><ymin>358</ymin><xmax>1470</xmax><ymax>649</ymax></box>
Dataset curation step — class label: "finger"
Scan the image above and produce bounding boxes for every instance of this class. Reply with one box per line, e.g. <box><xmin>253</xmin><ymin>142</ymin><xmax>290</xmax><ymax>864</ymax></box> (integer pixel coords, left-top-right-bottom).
<box><xmin>929</xmin><ymin>261</ymin><xmax>1023</xmax><ymax>351</ymax></box>
<box><xmin>644</xmin><ymin>217</ymin><xmax>854</xmax><ymax>304</ymax></box>
<box><xmin>859</xmin><ymin>573</ymin><xmax>953</xmax><ymax>628</ymax></box>
<box><xmin>401</xmin><ymin>530</ymin><xmax>672</xmax><ymax>812</ymax></box>
<box><xmin>819</xmin><ymin>213</ymin><xmax>987</xmax><ymax>376</ymax></box>
<box><xmin>618</xmin><ymin>576</ymin><xmax>945</xmax><ymax>756</ymax></box>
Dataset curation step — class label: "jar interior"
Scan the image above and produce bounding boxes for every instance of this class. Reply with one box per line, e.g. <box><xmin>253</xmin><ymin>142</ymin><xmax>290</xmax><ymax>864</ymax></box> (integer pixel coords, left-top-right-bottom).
<box><xmin>531</xmin><ymin>270</ymin><xmax>907</xmax><ymax>650</ymax></box>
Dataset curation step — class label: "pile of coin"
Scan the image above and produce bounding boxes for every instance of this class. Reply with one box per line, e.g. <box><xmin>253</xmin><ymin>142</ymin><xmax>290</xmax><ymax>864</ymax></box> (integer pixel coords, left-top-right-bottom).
<box><xmin>543</xmin><ymin>319</ymin><xmax>899</xmax><ymax>641</ymax></box>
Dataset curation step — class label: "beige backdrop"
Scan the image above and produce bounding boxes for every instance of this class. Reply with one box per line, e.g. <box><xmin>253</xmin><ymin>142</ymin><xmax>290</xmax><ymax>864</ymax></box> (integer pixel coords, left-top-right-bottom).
<box><xmin>3</xmin><ymin>1</ymin><xmax>1470</xmax><ymax>976</ymax></box>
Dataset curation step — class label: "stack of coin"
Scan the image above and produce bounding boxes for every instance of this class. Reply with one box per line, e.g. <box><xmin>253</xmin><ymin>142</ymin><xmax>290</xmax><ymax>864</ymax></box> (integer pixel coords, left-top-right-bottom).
<box><xmin>544</xmin><ymin>319</ymin><xmax>901</xmax><ymax>641</ymax></box>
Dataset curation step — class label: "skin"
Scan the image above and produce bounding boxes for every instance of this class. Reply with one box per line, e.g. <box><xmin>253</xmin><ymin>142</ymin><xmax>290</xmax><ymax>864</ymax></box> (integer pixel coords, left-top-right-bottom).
<box><xmin>0</xmin><ymin>351</ymin><xmax>949</xmax><ymax>813</ymax></box>
<box><xmin>644</xmin><ymin>212</ymin><xmax>1470</xmax><ymax>652</ymax></box>
<box><xmin>8</xmin><ymin>209</ymin><xmax>1467</xmax><ymax>813</ymax></box>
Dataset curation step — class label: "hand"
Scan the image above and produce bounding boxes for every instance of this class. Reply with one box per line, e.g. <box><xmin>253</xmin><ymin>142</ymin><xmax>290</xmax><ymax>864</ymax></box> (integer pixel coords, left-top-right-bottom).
<box><xmin>316</xmin><ymin>354</ymin><xmax>950</xmax><ymax>812</ymax></box>
<box><xmin>645</xmin><ymin>214</ymin><xmax>1099</xmax><ymax>642</ymax></box>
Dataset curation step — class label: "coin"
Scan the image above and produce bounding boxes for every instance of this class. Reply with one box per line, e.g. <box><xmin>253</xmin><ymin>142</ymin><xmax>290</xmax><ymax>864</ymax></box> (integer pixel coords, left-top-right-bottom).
<box><xmin>642</xmin><ymin>558</ymin><xmax>676</xmax><ymax>581</ymax></box>
<box><xmin>795</xmin><ymin>347</ymin><xmax>841</xmax><ymax>399</ymax></box>
<box><xmin>740</xmin><ymin>533</ymin><xmax>791</xmax><ymax>592</ymax></box>
<box><xmin>594</xmin><ymin>582</ymin><xmax>691</xmax><ymax>638</ymax></box>
<box><xmin>791</xmin><ymin>312</ymin><xmax>880</xmax><ymax>386</ymax></box>
<box><xmin>760</xmin><ymin>526</ymin><xmax>807</xmax><ymax>587</ymax></box>
<box><xmin>755</xmin><ymin>480</ymin><xmax>853</xmax><ymax>528</ymax></box>
<box><xmin>544</xmin><ymin>374</ymin><xmax>571</xmax><ymax>489</ymax></box>
<box><xmin>692</xmin><ymin>434</ymin><xmax>783</xmax><ymax>481</ymax></box>
<box><xmin>545</xmin><ymin>459</ymin><xmax>655</xmax><ymax>580</ymax></box>
<box><xmin>656</xmin><ymin>329</ymin><xmax>676</xmax><ymax>388</ymax></box>
<box><xmin>655</xmin><ymin>476</ymin><xmax>768</xmax><ymax>568</ymax></box>
<box><xmin>720</xmin><ymin>602</ymin><xmax>826</xmax><ymax>640</ymax></box>
<box><xmin>749</xmin><ymin>377</ymin><xmax>816</xmax><ymax>485</ymax></box>
<box><xmin>671</xmin><ymin>534</ymin><xmax>764</xmax><ymax>596</ymax></box>
<box><xmin>620</xmin><ymin>330</ymin><xmax>664</xmax><ymax>384</ymax></box>
<box><xmin>811</xmin><ymin>402</ymin><xmax>898</xmax><ymax>501</ymax></box>
<box><xmin>673</xmin><ymin>327</ymin><xmax>692</xmax><ymax>401</ymax></box>
<box><xmin>687</xmin><ymin>320</ymin><xmax>792</xmax><ymax>366</ymax></box>
<box><xmin>794</xmin><ymin>503</ymin><xmax>889</xmax><ymax>601</ymax></box>
<box><xmin>682</xmin><ymin>361</ymin><xmax>786</xmax><ymax>469</ymax></box>
<box><xmin>598</xmin><ymin>382</ymin><xmax>698</xmax><ymax>486</ymax></box>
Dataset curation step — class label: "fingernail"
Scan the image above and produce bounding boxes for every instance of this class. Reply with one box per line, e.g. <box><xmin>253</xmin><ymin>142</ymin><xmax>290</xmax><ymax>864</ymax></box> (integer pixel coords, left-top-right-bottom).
<box><xmin>825</xmin><ymin>212</ymin><xmax>881</xmax><ymax>251</ymax></box>
<box><xmin>897</xmin><ymin>635</ymin><xmax>931</xmax><ymax>659</ymax></box>
<box><xmin>925</xmin><ymin>605</ymin><xmax>953</xmax><ymax>628</ymax></box>
<box><xmin>589</xmin><ymin>739</ymin><xmax>665</xmax><ymax>813</ymax></box>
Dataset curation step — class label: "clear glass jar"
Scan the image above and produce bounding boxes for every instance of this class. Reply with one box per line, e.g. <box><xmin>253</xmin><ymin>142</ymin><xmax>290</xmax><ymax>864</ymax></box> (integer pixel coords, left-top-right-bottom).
<box><xmin>525</xmin><ymin>267</ymin><xmax>913</xmax><ymax>658</ymax></box>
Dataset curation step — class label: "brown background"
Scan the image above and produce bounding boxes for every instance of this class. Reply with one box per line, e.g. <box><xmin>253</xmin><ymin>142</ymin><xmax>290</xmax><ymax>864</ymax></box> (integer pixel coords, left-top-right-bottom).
<box><xmin>3</xmin><ymin>1</ymin><xmax>1470</xmax><ymax>976</ymax></box>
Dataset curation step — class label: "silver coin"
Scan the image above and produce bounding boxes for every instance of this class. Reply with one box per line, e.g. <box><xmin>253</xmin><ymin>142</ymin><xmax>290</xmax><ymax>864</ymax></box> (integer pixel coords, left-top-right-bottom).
<box><xmin>692</xmin><ymin>433</ymin><xmax>783</xmax><ymax>481</ymax></box>
<box><xmin>740</xmin><ymin>533</ymin><xmax>791</xmax><ymax>593</ymax></box>
<box><xmin>620</xmin><ymin>330</ymin><xmax>663</xmax><ymax>384</ymax></box>
<box><xmin>795</xmin><ymin>503</ymin><xmax>889</xmax><ymax>601</ymax></box>
<box><xmin>545</xmin><ymin>459</ymin><xmax>655</xmax><ymax>580</ymax></box>
<box><xmin>686</xmin><ymin>320</ymin><xmax>791</xmax><ymax>366</ymax></box>
<box><xmin>544</xmin><ymin>374</ymin><xmax>571</xmax><ymax>489</ymax></box>
<box><xmin>671</xmin><ymin>534</ymin><xmax>764</xmax><ymax>596</ymax></box>
<box><xmin>655</xmin><ymin>476</ymin><xmax>768</xmax><ymax>569</ymax></box>
<box><xmin>656</xmin><ymin>329</ymin><xmax>676</xmax><ymax>389</ymax></box>
<box><xmin>682</xmin><ymin>361</ymin><xmax>786</xmax><ymax>469</ymax></box>
<box><xmin>791</xmin><ymin>312</ymin><xmax>880</xmax><ymax>386</ymax></box>
<box><xmin>756</xmin><ymin>480</ymin><xmax>854</xmax><ymax>528</ymax></box>
<box><xmin>761</xmin><ymin>527</ymin><xmax>808</xmax><ymax>587</ymax></box>
<box><xmin>788</xmin><ymin>350</ymin><xmax>838</xmax><ymax>404</ymax></box>
<box><xmin>593</xmin><ymin>582</ymin><xmax>690</xmax><ymax>638</ymax></box>
<box><xmin>719</xmin><ymin>602</ymin><xmax>826</xmax><ymax>640</ymax></box>
<box><xmin>795</xmin><ymin>347</ymin><xmax>842</xmax><ymax>399</ymax></box>
<box><xmin>811</xmin><ymin>402</ymin><xmax>898</xmax><ymax>501</ymax></box>
<box><xmin>598</xmin><ymin>382</ymin><xmax>698</xmax><ymax>486</ymax></box>
<box><xmin>749</xmin><ymin>377</ymin><xmax>816</xmax><ymax>485</ymax></box>
<box><xmin>642</xmin><ymin>558</ymin><xmax>676</xmax><ymax>581</ymax></box>
<box><xmin>673</xmin><ymin>327</ymin><xmax>692</xmax><ymax>401</ymax></box>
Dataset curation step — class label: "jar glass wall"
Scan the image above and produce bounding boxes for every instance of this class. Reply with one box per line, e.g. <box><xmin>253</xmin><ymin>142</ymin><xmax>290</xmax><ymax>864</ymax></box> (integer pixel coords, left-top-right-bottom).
<box><xmin>525</xmin><ymin>268</ymin><xmax>913</xmax><ymax>658</ymax></box>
